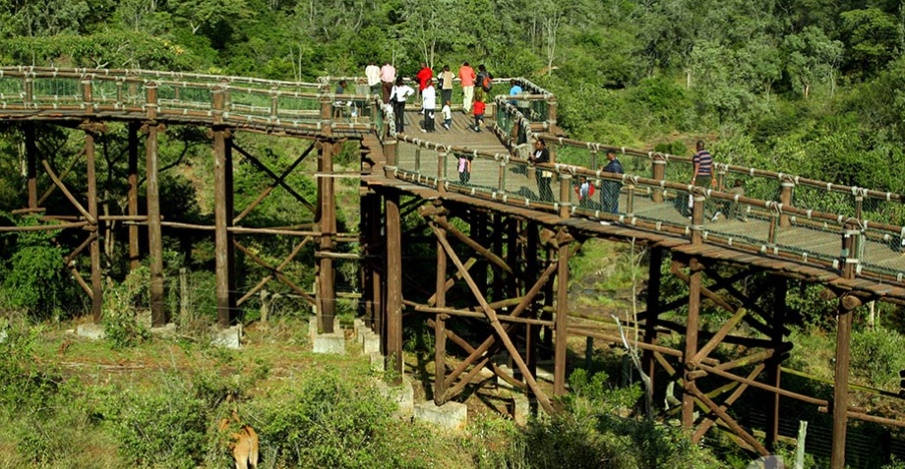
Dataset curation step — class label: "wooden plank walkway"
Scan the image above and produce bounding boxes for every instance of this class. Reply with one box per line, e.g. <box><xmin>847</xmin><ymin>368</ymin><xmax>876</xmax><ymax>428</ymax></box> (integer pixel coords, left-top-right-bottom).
<box><xmin>359</xmin><ymin>109</ymin><xmax>905</xmax><ymax>302</ymax></box>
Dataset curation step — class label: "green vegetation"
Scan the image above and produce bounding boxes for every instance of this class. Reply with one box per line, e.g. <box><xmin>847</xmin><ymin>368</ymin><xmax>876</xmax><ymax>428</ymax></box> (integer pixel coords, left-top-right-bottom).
<box><xmin>0</xmin><ymin>0</ymin><xmax>904</xmax><ymax>467</ymax></box>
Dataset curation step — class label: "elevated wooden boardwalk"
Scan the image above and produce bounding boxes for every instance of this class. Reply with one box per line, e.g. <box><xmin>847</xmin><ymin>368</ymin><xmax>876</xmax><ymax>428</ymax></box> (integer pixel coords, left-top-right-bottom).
<box><xmin>1</xmin><ymin>67</ymin><xmax>901</xmax><ymax>468</ymax></box>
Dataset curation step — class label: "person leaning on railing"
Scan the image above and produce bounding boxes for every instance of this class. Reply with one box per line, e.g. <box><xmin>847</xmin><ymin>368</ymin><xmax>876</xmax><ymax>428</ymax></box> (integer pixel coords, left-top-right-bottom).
<box><xmin>529</xmin><ymin>139</ymin><xmax>554</xmax><ymax>202</ymax></box>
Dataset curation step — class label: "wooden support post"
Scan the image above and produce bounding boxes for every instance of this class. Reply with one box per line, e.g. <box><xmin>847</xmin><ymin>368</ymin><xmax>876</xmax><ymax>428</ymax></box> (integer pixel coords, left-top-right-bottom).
<box><xmin>84</xmin><ymin>126</ymin><xmax>103</xmax><ymax>321</ymax></box>
<box><xmin>370</xmin><ymin>196</ymin><xmax>384</xmax><ymax>333</ymax></box>
<box><xmin>546</xmin><ymin>96</ymin><xmax>557</xmax><ymax>129</ymax></box>
<box><xmin>213</xmin><ymin>127</ymin><xmax>236</xmax><ymax>327</ymax></box>
<box><xmin>558</xmin><ymin>174</ymin><xmax>572</xmax><ymax>218</ymax></box>
<box><xmin>25</xmin><ymin>123</ymin><xmax>38</xmax><ymax>209</ymax></box>
<box><xmin>542</xmin><ymin>244</ymin><xmax>554</xmax><ymax>359</ymax></box>
<box><xmin>643</xmin><ymin>248</ymin><xmax>663</xmax><ymax>391</ymax></box>
<box><xmin>526</xmin><ymin>222</ymin><xmax>541</xmax><ymax>387</ymax></box>
<box><xmin>318</xmin><ymin>138</ymin><xmax>337</xmax><ymax>333</ymax></box>
<box><xmin>683</xmin><ymin>257</ymin><xmax>702</xmax><ymax>429</ymax></box>
<box><xmin>471</xmin><ymin>211</ymin><xmax>488</xmax><ymax>296</ymax></box>
<box><xmin>384</xmin><ymin>138</ymin><xmax>397</xmax><ymax>179</ymax></box>
<box><xmin>554</xmin><ymin>233</ymin><xmax>571</xmax><ymax>396</ymax></box>
<box><xmin>434</xmin><ymin>211</ymin><xmax>448</xmax><ymax>405</ymax></box>
<box><xmin>437</xmin><ymin>150</ymin><xmax>448</xmax><ymax>195</ymax></box>
<box><xmin>127</xmin><ymin>122</ymin><xmax>140</xmax><ymax>271</ymax></box>
<box><xmin>145</xmin><ymin>83</ymin><xmax>166</xmax><ymax>327</ymax></box>
<box><xmin>385</xmin><ymin>191</ymin><xmax>403</xmax><ymax>383</ymax></box>
<box><xmin>691</xmin><ymin>193</ymin><xmax>705</xmax><ymax>245</ymax></box>
<box><xmin>652</xmin><ymin>155</ymin><xmax>666</xmax><ymax>203</ymax></box>
<box><xmin>767</xmin><ymin>277</ymin><xmax>788</xmax><ymax>451</ymax></box>
<box><xmin>780</xmin><ymin>179</ymin><xmax>793</xmax><ymax>228</ymax></box>
<box><xmin>831</xmin><ymin>226</ymin><xmax>860</xmax><ymax>469</ymax></box>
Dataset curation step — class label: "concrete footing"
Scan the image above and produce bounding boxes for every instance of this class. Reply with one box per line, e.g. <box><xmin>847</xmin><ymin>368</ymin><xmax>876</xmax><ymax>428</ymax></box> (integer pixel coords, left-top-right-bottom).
<box><xmin>211</xmin><ymin>325</ymin><xmax>242</xmax><ymax>349</ymax></box>
<box><xmin>376</xmin><ymin>377</ymin><xmax>414</xmax><ymax>418</ymax></box>
<box><xmin>511</xmin><ymin>393</ymin><xmax>530</xmax><ymax>426</ymax></box>
<box><xmin>414</xmin><ymin>401</ymin><xmax>468</xmax><ymax>433</ymax></box>
<box><xmin>77</xmin><ymin>323</ymin><xmax>106</xmax><ymax>340</ymax></box>
<box><xmin>313</xmin><ymin>331</ymin><xmax>346</xmax><ymax>354</ymax></box>
<box><xmin>370</xmin><ymin>351</ymin><xmax>385</xmax><ymax>372</ymax></box>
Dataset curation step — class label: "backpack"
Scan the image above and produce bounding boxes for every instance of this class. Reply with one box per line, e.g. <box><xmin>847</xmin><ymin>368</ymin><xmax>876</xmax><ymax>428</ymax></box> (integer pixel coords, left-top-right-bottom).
<box><xmin>481</xmin><ymin>73</ymin><xmax>492</xmax><ymax>92</ymax></box>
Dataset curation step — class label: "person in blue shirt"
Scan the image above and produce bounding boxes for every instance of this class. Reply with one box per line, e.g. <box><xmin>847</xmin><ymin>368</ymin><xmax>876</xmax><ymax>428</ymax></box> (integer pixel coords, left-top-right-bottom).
<box><xmin>509</xmin><ymin>79</ymin><xmax>528</xmax><ymax>114</ymax></box>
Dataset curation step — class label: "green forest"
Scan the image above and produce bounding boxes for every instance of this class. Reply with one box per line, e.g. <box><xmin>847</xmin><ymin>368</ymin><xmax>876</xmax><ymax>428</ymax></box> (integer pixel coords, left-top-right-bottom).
<box><xmin>2</xmin><ymin>0</ymin><xmax>905</xmax><ymax>191</ymax></box>
<box><xmin>1</xmin><ymin>0</ymin><xmax>905</xmax><ymax>468</ymax></box>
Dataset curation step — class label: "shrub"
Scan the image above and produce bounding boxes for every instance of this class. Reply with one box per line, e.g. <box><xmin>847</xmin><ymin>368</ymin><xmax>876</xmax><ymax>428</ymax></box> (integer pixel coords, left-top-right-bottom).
<box><xmin>254</xmin><ymin>366</ymin><xmax>402</xmax><ymax>468</ymax></box>
<box><xmin>0</xmin><ymin>317</ymin><xmax>63</xmax><ymax>412</ymax></box>
<box><xmin>851</xmin><ymin>327</ymin><xmax>905</xmax><ymax>388</ymax></box>
<box><xmin>102</xmin><ymin>266</ymin><xmax>151</xmax><ymax>349</ymax></box>
<box><xmin>103</xmin><ymin>380</ymin><xmax>209</xmax><ymax>468</ymax></box>
<box><xmin>1</xmin><ymin>217</ymin><xmax>75</xmax><ymax>319</ymax></box>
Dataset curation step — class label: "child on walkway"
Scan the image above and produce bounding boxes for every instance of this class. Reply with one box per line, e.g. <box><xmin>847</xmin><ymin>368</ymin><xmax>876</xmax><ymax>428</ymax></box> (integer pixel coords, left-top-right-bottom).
<box><xmin>473</xmin><ymin>97</ymin><xmax>486</xmax><ymax>132</ymax></box>
<box><xmin>442</xmin><ymin>100</ymin><xmax>452</xmax><ymax>130</ymax></box>
<box><xmin>458</xmin><ymin>153</ymin><xmax>471</xmax><ymax>184</ymax></box>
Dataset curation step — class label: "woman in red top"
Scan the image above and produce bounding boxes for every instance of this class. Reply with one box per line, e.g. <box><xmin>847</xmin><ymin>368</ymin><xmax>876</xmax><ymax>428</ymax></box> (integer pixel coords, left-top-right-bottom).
<box><xmin>415</xmin><ymin>63</ymin><xmax>433</xmax><ymax>102</ymax></box>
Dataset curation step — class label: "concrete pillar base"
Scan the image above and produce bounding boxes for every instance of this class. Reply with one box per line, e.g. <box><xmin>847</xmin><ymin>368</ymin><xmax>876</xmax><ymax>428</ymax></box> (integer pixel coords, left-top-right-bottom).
<box><xmin>312</xmin><ymin>331</ymin><xmax>346</xmax><ymax>354</ymax></box>
<box><xmin>77</xmin><ymin>323</ymin><xmax>106</xmax><ymax>340</ymax></box>
<box><xmin>376</xmin><ymin>376</ymin><xmax>414</xmax><ymax>418</ymax></box>
<box><xmin>211</xmin><ymin>325</ymin><xmax>242</xmax><ymax>349</ymax></box>
<box><xmin>413</xmin><ymin>401</ymin><xmax>468</xmax><ymax>433</ymax></box>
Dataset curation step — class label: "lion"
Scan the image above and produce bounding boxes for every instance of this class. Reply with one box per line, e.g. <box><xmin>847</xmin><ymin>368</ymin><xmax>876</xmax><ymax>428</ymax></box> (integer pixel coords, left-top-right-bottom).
<box><xmin>219</xmin><ymin>414</ymin><xmax>259</xmax><ymax>469</ymax></box>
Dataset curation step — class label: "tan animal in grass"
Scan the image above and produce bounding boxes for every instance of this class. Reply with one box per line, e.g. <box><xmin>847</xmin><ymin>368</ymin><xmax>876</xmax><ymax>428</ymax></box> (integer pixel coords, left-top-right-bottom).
<box><xmin>219</xmin><ymin>413</ymin><xmax>259</xmax><ymax>469</ymax></box>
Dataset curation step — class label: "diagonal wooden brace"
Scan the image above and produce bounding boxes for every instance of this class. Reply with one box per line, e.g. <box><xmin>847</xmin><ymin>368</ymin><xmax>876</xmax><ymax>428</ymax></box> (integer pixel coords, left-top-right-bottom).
<box><xmin>238</xmin><ymin>236</ymin><xmax>312</xmax><ymax>305</ymax></box>
<box><xmin>431</xmin><ymin>223</ymin><xmax>555</xmax><ymax>414</ymax></box>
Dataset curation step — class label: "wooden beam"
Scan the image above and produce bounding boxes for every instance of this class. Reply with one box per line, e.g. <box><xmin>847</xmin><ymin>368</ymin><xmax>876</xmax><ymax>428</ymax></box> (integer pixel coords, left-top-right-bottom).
<box><xmin>431</xmin><ymin>223</ymin><xmax>555</xmax><ymax>414</ymax></box>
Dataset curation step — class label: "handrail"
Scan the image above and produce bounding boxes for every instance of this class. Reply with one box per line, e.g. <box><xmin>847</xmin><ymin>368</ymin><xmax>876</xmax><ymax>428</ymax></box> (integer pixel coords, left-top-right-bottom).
<box><xmin>390</xmin><ymin>135</ymin><xmax>905</xmax><ymax>287</ymax></box>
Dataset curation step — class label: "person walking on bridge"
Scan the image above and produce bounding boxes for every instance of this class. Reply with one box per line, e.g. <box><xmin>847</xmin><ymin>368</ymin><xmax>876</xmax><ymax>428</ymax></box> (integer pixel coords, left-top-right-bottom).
<box><xmin>380</xmin><ymin>61</ymin><xmax>396</xmax><ymax>104</ymax></box>
<box><xmin>416</xmin><ymin>62</ymin><xmax>433</xmax><ymax>103</ymax></box>
<box><xmin>600</xmin><ymin>150</ymin><xmax>624</xmax><ymax>214</ymax></box>
<box><xmin>692</xmin><ymin>140</ymin><xmax>720</xmax><ymax>221</ymax></box>
<box><xmin>421</xmin><ymin>78</ymin><xmax>437</xmax><ymax>133</ymax></box>
<box><xmin>458</xmin><ymin>62</ymin><xmax>476</xmax><ymax>113</ymax></box>
<box><xmin>389</xmin><ymin>76</ymin><xmax>414</xmax><ymax>134</ymax></box>
<box><xmin>365</xmin><ymin>60</ymin><xmax>381</xmax><ymax>96</ymax></box>
<box><xmin>529</xmin><ymin>139</ymin><xmax>554</xmax><ymax>202</ymax></box>
<box><xmin>439</xmin><ymin>65</ymin><xmax>455</xmax><ymax>108</ymax></box>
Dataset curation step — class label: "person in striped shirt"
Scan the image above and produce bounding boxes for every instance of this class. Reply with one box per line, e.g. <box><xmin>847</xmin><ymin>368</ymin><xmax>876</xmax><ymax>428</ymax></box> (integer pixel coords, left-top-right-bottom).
<box><xmin>692</xmin><ymin>140</ymin><xmax>721</xmax><ymax>221</ymax></box>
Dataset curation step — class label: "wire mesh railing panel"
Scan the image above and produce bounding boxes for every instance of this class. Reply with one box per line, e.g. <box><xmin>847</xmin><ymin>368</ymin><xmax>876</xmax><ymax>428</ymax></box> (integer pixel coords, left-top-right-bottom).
<box><xmin>92</xmin><ymin>79</ymin><xmax>120</xmax><ymax>106</ymax></box>
<box><xmin>793</xmin><ymin>184</ymin><xmax>855</xmax><ymax>219</ymax></box>
<box><xmin>226</xmin><ymin>88</ymin><xmax>272</xmax><ymax>117</ymax></box>
<box><xmin>273</xmin><ymin>95</ymin><xmax>320</xmax><ymax>119</ymax></box>
<box><xmin>32</xmin><ymin>77</ymin><xmax>80</xmax><ymax>105</ymax></box>
<box><xmin>0</xmin><ymin>76</ymin><xmax>24</xmax><ymax>102</ymax></box>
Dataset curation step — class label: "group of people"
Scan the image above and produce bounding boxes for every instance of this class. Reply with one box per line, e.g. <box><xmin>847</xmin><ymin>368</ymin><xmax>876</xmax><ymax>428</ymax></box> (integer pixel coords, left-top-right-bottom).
<box><xmin>364</xmin><ymin>60</ymin><xmax>497</xmax><ymax>134</ymax></box>
<box><xmin>523</xmin><ymin>138</ymin><xmax>746</xmax><ymax>223</ymax></box>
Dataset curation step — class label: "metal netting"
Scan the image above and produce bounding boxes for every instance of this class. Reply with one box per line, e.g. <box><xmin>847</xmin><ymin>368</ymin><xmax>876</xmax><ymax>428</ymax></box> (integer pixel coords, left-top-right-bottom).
<box><xmin>0</xmin><ymin>76</ymin><xmax>23</xmax><ymax>102</ymax></box>
<box><xmin>92</xmin><ymin>79</ymin><xmax>120</xmax><ymax>106</ymax></box>
<box><xmin>31</xmin><ymin>77</ymin><xmax>80</xmax><ymax>104</ymax></box>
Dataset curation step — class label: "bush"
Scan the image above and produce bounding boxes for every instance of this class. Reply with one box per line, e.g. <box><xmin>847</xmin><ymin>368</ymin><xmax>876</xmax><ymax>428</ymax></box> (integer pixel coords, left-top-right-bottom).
<box><xmin>0</xmin><ymin>317</ymin><xmax>64</xmax><ymax>412</ymax></box>
<box><xmin>1</xmin><ymin>217</ymin><xmax>75</xmax><ymax>319</ymax></box>
<box><xmin>103</xmin><ymin>380</ymin><xmax>209</xmax><ymax>468</ymax></box>
<box><xmin>102</xmin><ymin>266</ymin><xmax>151</xmax><ymax>349</ymax></box>
<box><xmin>851</xmin><ymin>327</ymin><xmax>905</xmax><ymax>388</ymax></box>
<box><xmin>254</xmin><ymin>366</ymin><xmax>402</xmax><ymax>468</ymax></box>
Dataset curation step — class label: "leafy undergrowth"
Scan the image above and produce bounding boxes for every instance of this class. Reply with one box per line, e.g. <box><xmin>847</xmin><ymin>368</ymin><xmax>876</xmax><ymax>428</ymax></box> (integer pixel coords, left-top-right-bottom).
<box><xmin>0</xmin><ymin>312</ymin><xmax>725</xmax><ymax>469</ymax></box>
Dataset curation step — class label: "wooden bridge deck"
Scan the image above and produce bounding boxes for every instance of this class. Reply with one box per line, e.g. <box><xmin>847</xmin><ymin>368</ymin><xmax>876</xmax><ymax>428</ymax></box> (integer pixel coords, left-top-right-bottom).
<box><xmin>365</xmin><ymin>109</ymin><xmax>905</xmax><ymax>302</ymax></box>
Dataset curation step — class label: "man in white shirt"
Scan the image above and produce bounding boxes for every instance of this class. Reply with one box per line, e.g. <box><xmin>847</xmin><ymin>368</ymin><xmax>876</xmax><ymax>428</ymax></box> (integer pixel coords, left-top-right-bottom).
<box><xmin>380</xmin><ymin>61</ymin><xmax>396</xmax><ymax>104</ymax></box>
<box><xmin>421</xmin><ymin>79</ymin><xmax>437</xmax><ymax>132</ymax></box>
<box><xmin>365</xmin><ymin>61</ymin><xmax>381</xmax><ymax>96</ymax></box>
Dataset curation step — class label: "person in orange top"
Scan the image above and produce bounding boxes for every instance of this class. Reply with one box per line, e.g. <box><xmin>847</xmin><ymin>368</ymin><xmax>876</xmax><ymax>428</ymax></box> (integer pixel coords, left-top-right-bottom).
<box><xmin>458</xmin><ymin>62</ymin><xmax>476</xmax><ymax>113</ymax></box>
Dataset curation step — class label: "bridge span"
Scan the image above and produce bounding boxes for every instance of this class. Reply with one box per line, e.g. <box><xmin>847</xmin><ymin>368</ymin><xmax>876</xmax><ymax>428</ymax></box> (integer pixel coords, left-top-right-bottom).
<box><xmin>0</xmin><ymin>66</ymin><xmax>902</xmax><ymax>467</ymax></box>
